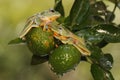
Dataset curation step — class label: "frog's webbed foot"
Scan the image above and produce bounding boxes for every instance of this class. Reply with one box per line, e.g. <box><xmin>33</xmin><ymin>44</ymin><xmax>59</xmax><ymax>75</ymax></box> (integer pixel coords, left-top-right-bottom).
<box><xmin>43</xmin><ymin>24</ymin><xmax>49</xmax><ymax>31</ymax></box>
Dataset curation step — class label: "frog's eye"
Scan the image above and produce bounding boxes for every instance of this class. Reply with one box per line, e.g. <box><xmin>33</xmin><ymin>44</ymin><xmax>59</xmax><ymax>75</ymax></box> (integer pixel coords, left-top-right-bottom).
<box><xmin>58</xmin><ymin>27</ymin><xmax>63</xmax><ymax>34</ymax></box>
<box><xmin>58</xmin><ymin>27</ymin><xmax>62</xmax><ymax>30</ymax></box>
<box><xmin>50</xmin><ymin>9</ymin><xmax>55</xmax><ymax>13</ymax></box>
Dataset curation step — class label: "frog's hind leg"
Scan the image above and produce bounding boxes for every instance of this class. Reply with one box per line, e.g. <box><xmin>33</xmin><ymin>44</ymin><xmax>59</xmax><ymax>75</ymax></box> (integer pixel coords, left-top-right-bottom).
<box><xmin>73</xmin><ymin>42</ymin><xmax>91</xmax><ymax>56</ymax></box>
<box><xmin>19</xmin><ymin>24</ymin><xmax>39</xmax><ymax>39</ymax></box>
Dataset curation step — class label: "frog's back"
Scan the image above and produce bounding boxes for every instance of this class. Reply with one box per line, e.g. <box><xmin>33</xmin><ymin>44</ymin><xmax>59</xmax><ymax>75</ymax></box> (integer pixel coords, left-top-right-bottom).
<box><xmin>26</xmin><ymin>12</ymin><xmax>42</xmax><ymax>25</ymax></box>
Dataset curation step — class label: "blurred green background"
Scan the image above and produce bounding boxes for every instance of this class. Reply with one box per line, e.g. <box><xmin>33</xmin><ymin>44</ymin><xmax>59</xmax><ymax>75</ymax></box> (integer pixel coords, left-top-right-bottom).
<box><xmin>0</xmin><ymin>0</ymin><xmax>120</xmax><ymax>80</ymax></box>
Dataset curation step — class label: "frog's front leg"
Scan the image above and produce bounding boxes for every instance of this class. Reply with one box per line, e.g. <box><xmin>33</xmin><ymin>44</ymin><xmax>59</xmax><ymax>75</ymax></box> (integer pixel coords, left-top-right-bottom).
<box><xmin>41</xmin><ymin>17</ymin><xmax>56</xmax><ymax>31</ymax></box>
<box><xmin>42</xmin><ymin>24</ymin><xmax>49</xmax><ymax>31</ymax></box>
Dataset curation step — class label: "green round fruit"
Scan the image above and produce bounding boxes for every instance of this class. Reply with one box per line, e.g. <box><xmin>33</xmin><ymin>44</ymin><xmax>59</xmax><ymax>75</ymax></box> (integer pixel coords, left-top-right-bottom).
<box><xmin>49</xmin><ymin>44</ymin><xmax>81</xmax><ymax>75</ymax></box>
<box><xmin>25</xmin><ymin>27</ymin><xmax>55</xmax><ymax>56</ymax></box>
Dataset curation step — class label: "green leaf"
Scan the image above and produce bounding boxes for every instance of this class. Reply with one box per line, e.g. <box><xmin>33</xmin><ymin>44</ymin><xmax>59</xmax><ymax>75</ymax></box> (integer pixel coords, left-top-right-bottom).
<box><xmin>105</xmin><ymin>11</ymin><xmax>115</xmax><ymax>23</ymax></box>
<box><xmin>91</xmin><ymin>64</ymin><xmax>114</xmax><ymax>80</ymax></box>
<box><xmin>104</xmin><ymin>54</ymin><xmax>113</xmax><ymax>65</ymax></box>
<box><xmin>87</xmin><ymin>44</ymin><xmax>103</xmax><ymax>62</ymax></box>
<box><xmin>105</xmin><ymin>71</ymin><xmax>114</xmax><ymax>80</ymax></box>
<box><xmin>93</xmin><ymin>15</ymin><xmax>105</xmax><ymax>23</ymax></box>
<box><xmin>69</xmin><ymin>0</ymin><xmax>90</xmax><ymax>27</ymax></box>
<box><xmin>91</xmin><ymin>64</ymin><xmax>105</xmax><ymax>80</ymax></box>
<box><xmin>94</xmin><ymin>24</ymin><xmax>120</xmax><ymax>43</ymax></box>
<box><xmin>92</xmin><ymin>1</ymin><xmax>107</xmax><ymax>11</ymax></box>
<box><xmin>31</xmin><ymin>55</ymin><xmax>49</xmax><ymax>65</ymax></box>
<box><xmin>54</xmin><ymin>0</ymin><xmax>64</xmax><ymax>17</ymax></box>
<box><xmin>8</xmin><ymin>38</ymin><xmax>25</xmax><ymax>45</ymax></box>
<box><xmin>96</xmin><ymin>39</ymin><xmax>108</xmax><ymax>48</ymax></box>
<box><xmin>75</xmin><ymin>29</ymin><xmax>104</xmax><ymax>45</ymax></box>
<box><xmin>99</xmin><ymin>54</ymin><xmax>113</xmax><ymax>70</ymax></box>
<box><xmin>66</xmin><ymin>17</ymin><xmax>90</xmax><ymax>31</ymax></box>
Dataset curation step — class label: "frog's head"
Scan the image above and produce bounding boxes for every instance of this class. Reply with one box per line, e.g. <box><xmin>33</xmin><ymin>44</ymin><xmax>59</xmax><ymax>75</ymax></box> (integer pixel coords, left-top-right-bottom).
<box><xmin>40</xmin><ymin>9</ymin><xmax>61</xmax><ymax>21</ymax></box>
<box><xmin>50</xmin><ymin>22</ymin><xmax>68</xmax><ymax>36</ymax></box>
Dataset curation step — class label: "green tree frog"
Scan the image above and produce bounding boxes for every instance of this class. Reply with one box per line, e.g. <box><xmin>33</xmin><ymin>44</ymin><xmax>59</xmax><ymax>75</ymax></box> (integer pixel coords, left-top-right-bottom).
<box><xmin>50</xmin><ymin>22</ymin><xmax>91</xmax><ymax>56</ymax></box>
<box><xmin>19</xmin><ymin>9</ymin><xmax>61</xmax><ymax>39</ymax></box>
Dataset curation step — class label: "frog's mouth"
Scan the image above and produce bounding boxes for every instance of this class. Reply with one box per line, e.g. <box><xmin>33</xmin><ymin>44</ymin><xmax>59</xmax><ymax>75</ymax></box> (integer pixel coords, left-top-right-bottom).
<box><xmin>49</xmin><ymin>15</ymin><xmax>61</xmax><ymax>21</ymax></box>
<box><xmin>40</xmin><ymin>15</ymin><xmax>60</xmax><ymax>25</ymax></box>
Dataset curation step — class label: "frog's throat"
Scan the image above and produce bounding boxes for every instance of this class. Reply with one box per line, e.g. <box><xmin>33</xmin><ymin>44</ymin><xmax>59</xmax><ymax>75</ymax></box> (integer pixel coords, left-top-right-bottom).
<box><xmin>41</xmin><ymin>15</ymin><xmax>60</xmax><ymax>23</ymax></box>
